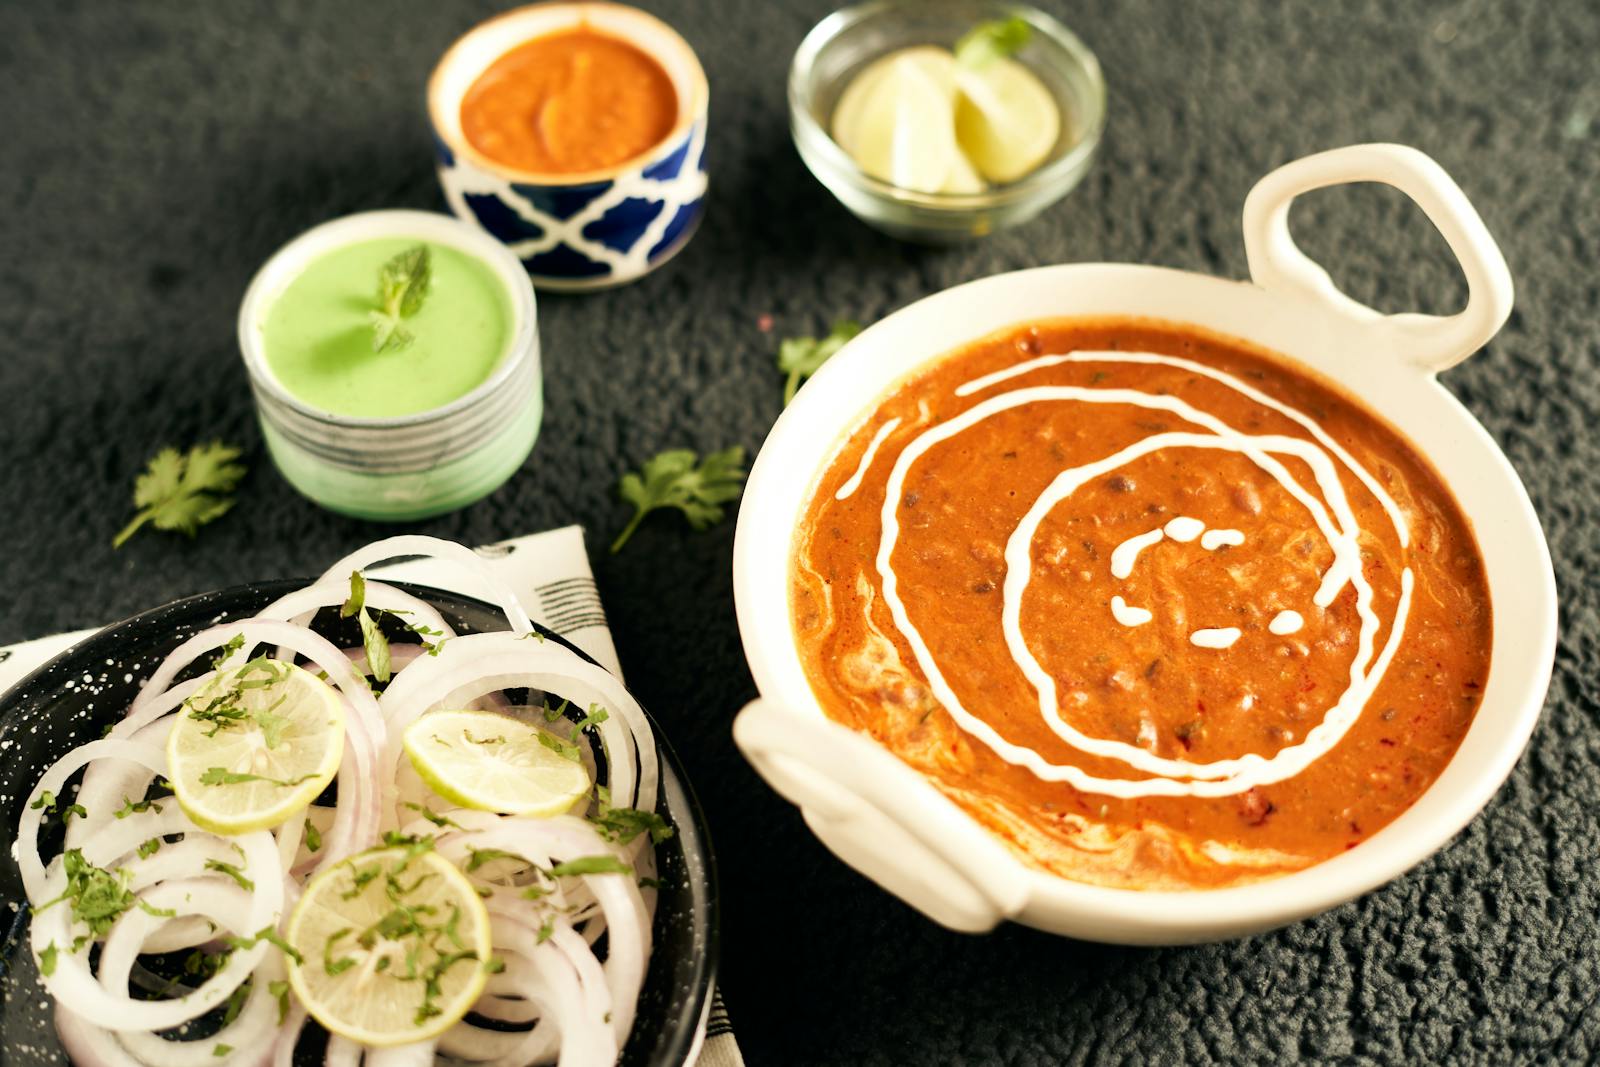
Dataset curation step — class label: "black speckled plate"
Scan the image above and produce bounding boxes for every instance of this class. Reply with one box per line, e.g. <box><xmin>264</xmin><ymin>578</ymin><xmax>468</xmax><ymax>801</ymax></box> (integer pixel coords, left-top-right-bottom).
<box><xmin>0</xmin><ymin>580</ymin><xmax>717</xmax><ymax>1066</ymax></box>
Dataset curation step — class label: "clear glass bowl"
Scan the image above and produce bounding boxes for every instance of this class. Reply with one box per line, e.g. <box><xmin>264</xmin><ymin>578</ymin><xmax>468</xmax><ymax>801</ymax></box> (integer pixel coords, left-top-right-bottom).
<box><xmin>789</xmin><ymin>0</ymin><xmax>1106</xmax><ymax>243</ymax></box>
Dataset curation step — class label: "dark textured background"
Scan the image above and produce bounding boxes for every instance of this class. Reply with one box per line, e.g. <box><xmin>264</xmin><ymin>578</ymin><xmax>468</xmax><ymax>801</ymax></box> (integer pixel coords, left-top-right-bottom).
<box><xmin>1</xmin><ymin>1</ymin><xmax>1596</xmax><ymax>1063</ymax></box>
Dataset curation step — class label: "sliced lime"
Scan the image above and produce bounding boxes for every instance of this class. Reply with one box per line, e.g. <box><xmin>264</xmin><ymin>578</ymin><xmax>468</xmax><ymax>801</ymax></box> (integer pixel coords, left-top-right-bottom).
<box><xmin>402</xmin><ymin>709</ymin><xmax>591</xmax><ymax>818</ymax></box>
<box><xmin>285</xmin><ymin>846</ymin><xmax>492</xmax><ymax>1046</ymax></box>
<box><xmin>954</xmin><ymin>56</ymin><xmax>1061</xmax><ymax>183</ymax></box>
<box><xmin>831</xmin><ymin>47</ymin><xmax>965</xmax><ymax>194</ymax></box>
<box><xmin>167</xmin><ymin>660</ymin><xmax>343</xmax><ymax>835</ymax></box>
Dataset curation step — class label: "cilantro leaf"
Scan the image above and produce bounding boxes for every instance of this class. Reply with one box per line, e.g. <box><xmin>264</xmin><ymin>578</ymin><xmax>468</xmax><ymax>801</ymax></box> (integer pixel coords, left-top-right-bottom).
<box><xmin>357</xmin><ymin>609</ymin><xmax>391</xmax><ymax>683</ymax></box>
<box><xmin>267</xmin><ymin>978</ymin><xmax>291</xmax><ymax>1024</ymax></box>
<box><xmin>223</xmin><ymin>925</ymin><xmax>303</xmax><ymax>965</ymax></box>
<box><xmin>38</xmin><ymin>942</ymin><xmax>57</xmax><ymax>977</ymax></box>
<box><xmin>955</xmin><ymin>16</ymin><xmax>1032</xmax><ymax>67</ymax></box>
<box><xmin>590</xmin><ymin>804</ymin><xmax>675</xmax><ymax>845</ymax></box>
<box><xmin>611</xmin><ymin>446</ymin><xmax>747</xmax><ymax>553</ymax></box>
<box><xmin>549</xmin><ymin>855</ymin><xmax>633</xmax><ymax>878</ymax></box>
<box><xmin>370</xmin><ymin>244</ymin><xmax>431</xmax><ymax>353</ymax></box>
<box><xmin>205</xmin><ymin>859</ymin><xmax>255</xmax><ymax>891</ymax></box>
<box><xmin>199</xmin><ymin>767</ymin><xmax>317</xmax><ymax>788</ymax></box>
<box><xmin>536</xmin><ymin>729</ymin><xmax>582</xmax><ymax>763</ymax></box>
<box><xmin>113</xmin><ymin>442</ymin><xmax>246</xmax><ymax>549</ymax></box>
<box><xmin>341</xmin><ymin>570</ymin><xmax>366</xmax><ymax>618</ymax></box>
<box><xmin>778</xmin><ymin>320</ymin><xmax>861</xmax><ymax>405</ymax></box>
<box><xmin>342</xmin><ymin>571</ymin><xmax>391</xmax><ymax>682</ymax></box>
<box><xmin>256</xmin><ymin>705</ymin><xmax>290</xmax><ymax>749</ymax></box>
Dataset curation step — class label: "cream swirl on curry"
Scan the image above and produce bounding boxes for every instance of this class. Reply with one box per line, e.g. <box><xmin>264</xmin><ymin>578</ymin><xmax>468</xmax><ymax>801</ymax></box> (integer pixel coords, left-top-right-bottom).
<box><xmin>792</xmin><ymin>318</ymin><xmax>1490</xmax><ymax>889</ymax></box>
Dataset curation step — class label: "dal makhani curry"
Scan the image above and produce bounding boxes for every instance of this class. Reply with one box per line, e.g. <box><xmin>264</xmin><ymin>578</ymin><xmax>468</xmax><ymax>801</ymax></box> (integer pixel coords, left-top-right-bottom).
<box><xmin>792</xmin><ymin>318</ymin><xmax>1490</xmax><ymax>890</ymax></box>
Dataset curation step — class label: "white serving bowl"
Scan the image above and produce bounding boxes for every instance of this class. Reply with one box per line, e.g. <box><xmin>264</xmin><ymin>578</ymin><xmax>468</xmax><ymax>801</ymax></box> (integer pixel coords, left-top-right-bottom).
<box><xmin>731</xmin><ymin>144</ymin><xmax>1557</xmax><ymax>944</ymax></box>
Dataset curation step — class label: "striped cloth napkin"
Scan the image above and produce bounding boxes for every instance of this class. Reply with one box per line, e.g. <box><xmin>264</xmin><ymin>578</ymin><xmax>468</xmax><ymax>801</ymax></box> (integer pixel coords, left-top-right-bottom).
<box><xmin>0</xmin><ymin>524</ymin><xmax>743</xmax><ymax>1067</ymax></box>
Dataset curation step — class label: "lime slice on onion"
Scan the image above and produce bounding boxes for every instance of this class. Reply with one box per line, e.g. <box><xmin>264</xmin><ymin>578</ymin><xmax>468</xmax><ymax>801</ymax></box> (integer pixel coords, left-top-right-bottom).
<box><xmin>954</xmin><ymin>56</ymin><xmax>1061</xmax><ymax>183</ymax></box>
<box><xmin>831</xmin><ymin>47</ymin><xmax>967</xmax><ymax>194</ymax></box>
<box><xmin>285</xmin><ymin>846</ymin><xmax>493</xmax><ymax>1046</ymax></box>
<box><xmin>402</xmin><ymin>708</ymin><xmax>591</xmax><ymax>818</ymax></box>
<box><xmin>167</xmin><ymin>660</ymin><xmax>343</xmax><ymax>835</ymax></box>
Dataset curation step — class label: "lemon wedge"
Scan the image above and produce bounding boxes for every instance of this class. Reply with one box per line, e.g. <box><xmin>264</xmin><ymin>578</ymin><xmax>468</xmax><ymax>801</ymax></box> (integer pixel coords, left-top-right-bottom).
<box><xmin>167</xmin><ymin>660</ymin><xmax>343</xmax><ymax>835</ymax></box>
<box><xmin>402</xmin><ymin>708</ymin><xmax>591</xmax><ymax>818</ymax></box>
<box><xmin>831</xmin><ymin>47</ymin><xmax>966</xmax><ymax>194</ymax></box>
<box><xmin>284</xmin><ymin>846</ymin><xmax>493</xmax><ymax>1046</ymax></box>
<box><xmin>954</xmin><ymin>56</ymin><xmax>1061</xmax><ymax>184</ymax></box>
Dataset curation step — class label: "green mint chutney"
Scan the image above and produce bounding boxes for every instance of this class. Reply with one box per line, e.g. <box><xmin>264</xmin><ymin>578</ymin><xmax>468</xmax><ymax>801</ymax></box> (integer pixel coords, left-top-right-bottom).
<box><xmin>262</xmin><ymin>237</ymin><xmax>513</xmax><ymax>418</ymax></box>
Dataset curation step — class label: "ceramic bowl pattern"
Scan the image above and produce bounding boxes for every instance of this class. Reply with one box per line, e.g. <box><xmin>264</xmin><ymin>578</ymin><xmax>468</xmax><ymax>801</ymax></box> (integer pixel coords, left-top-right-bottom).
<box><xmin>731</xmin><ymin>144</ymin><xmax>1557</xmax><ymax>944</ymax></box>
<box><xmin>429</xmin><ymin>2</ymin><xmax>710</xmax><ymax>291</ymax></box>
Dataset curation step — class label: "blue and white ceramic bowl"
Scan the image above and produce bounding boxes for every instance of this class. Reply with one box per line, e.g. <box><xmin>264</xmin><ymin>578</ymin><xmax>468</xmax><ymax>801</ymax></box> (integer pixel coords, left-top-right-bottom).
<box><xmin>428</xmin><ymin>2</ymin><xmax>709</xmax><ymax>292</ymax></box>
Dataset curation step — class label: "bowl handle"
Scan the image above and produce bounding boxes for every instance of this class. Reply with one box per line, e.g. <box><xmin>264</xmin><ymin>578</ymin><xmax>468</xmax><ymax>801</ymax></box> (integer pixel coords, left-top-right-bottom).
<box><xmin>733</xmin><ymin>698</ymin><xmax>1029</xmax><ymax>933</ymax></box>
<box><xmin>1241</xmin><ymin>143</ymin><xmax>1513</xmax><ymax>374</ymax></box>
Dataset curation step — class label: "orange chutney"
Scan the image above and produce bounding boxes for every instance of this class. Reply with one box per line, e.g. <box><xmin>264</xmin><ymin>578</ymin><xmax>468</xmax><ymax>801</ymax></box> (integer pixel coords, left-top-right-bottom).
<box><xmin>460</xmin><ymin>27</ymin><xmax>678</xmax><ymax>175</ymax></box>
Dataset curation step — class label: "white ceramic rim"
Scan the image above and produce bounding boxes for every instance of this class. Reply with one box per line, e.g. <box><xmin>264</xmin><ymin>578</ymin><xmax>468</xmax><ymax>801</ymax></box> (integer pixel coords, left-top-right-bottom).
<box><xmin>427</xmin><ymin>1</ymin><xmax>709</xmax><ymax>187</ymax></box>
<box><xmin>237</xmin><ymin>209</ymin><xmax>538</xmax><ymax>429</ymax></box>
<box><xmin>732</xmin><ymin>144</ymin><xmax>1558</xmax><ymax>942</ymax></box>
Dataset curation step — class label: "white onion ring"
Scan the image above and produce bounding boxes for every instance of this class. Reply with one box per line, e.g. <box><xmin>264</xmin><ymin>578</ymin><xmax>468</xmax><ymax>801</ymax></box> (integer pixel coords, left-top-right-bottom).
<box><xmin>256</xmin><ymin>579</ymin><xmax>456</xmax><ymax>644</ymax></box>
<box><xmin>378</xmin><ymin>633</ymin><xmax>657</xmax><ymax>813</ymax></box>
<box><xmin>272</xmin><ymin>1003</ymin><xmax>308</xmax><ymax>1067</ymax></box>
<box><xmin>32</xmin><ymin>830</ymin><xmax>281</xmax><ymax>1032</ymax></box>
<box><xmin>440</xmin><ymin>816</ymin><xmax>649</xmax><ymax>1047</ymax></box>
<box><xmin>22</xmin><ymin>537</ymin><xmax>664</xmax><ymax>1066</ymax></box>
<box><xmin>116</xmin><ymin>906</ymin><xmax>286</xmax><ymax>1067</ymax></box>
<box><xmin>315</xmin><ymin>536</ymin><xmax>533</xmax><ymax>635</ymax></box>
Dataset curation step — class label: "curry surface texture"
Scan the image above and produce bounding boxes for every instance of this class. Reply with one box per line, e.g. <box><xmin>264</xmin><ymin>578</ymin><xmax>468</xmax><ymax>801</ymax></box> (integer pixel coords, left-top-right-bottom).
<box><xmin>791</xmin><ymin>318</ymin><xmax>1491</xmax><ymax>890</ymax></box>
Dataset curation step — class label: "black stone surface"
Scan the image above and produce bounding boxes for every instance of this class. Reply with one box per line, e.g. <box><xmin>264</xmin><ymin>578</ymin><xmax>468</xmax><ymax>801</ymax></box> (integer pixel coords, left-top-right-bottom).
<box><xmin>1</xmin><ymin>1</ymin><xmax>1596</xmax><ymax>1063</ymax></box>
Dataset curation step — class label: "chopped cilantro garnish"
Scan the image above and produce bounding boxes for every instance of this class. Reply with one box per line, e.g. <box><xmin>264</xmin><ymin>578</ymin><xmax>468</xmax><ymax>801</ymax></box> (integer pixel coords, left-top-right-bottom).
<box><xmin>221</xmin><ymin>980</ymin><xmax>251</xmax><ymax>1026</ymax></box>
<box><xmin>267</xmin><ymin>978</ymin><xmax>291</xmax><ymax>1024</ymax></box>
<box><xmin>204</xmin><ymin>859</ymin><xmax>255</xmax><ymax>891</ymax></box>
<box><xmin>199</xmin><ymin>767</ymin><xmax>317</xmax><ymax>788</ymax></box>
<box><xmin>324</xmin><ymin>928</ymin><xmax>357</xmax><ymax>977</ymax></box>
<box><xmin>536</xmin><ymin>730</ymin><xmax>582</xmax><ymax>763</ymax></box>
<box><xmin>341</xmin><ymin>571</ymin><xmax>394</xmax><ymax>683</ymax></box>
<box><xmin>465</xmin><ymin>847</ymin><xmax>523</xmax><ymax>874</ymax></box>
<box><xmin>304</xmin><ymin>819</ymin><xmax>322</xmax><ymax>853</ymax></box>
<box><xmin>32</xmin><ymin>850</ymin><xmax>139</xmax><ymax>939</ymax></box>
<box><xmin>114</xmin><ymin>795</ymin><xmax>164</xmax><ymax>819</ymax></box>
<box><xmin>549</xmin><ymin>855</ymin><xmax>633</xmax><ymax>878</ymax></box>
<box><xmin>211</xmin><ymin>633</ymin><xmax>245</xmax><ymax>670</ymax></box>
<box><xmin>38</xmin><ymin>942</ymin><xmax>57</xmax><ymax>976</ymax></box>
<box><xmin>223</xmin><ymin>925</ymin><xmax>302</xmax><ymax>965</ymax></box>
<box><xmin>590</xmin><ymin>804</ymin><xmax>675</xmax><ymax>845</ymax></box>
<box><xmin>573</xmin><ymin>705</ymin><xmax>610</xmax><ymax>732</ymax></box>
<box><xmin>403</xmin><ymin>802</ymin><xmax>462</xmax><ymax>830</ymax></box>
<box><xmin>255</xmin><ymin>702</ymin><xmax>291</xmax><ymax>749</ymax></box>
